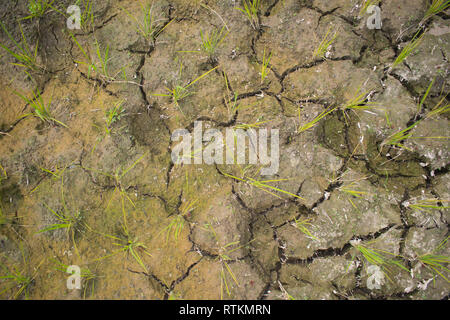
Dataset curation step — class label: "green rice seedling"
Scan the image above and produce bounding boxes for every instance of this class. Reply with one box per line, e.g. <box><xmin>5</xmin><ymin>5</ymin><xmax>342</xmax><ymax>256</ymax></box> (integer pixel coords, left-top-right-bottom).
<box><xmin>292</xmin><ymin>217</ymin><xmax>319</xmax><ymax>241</ymax></box>
<box><xmin>23</xmin><ymin>0</ymin><xmax>55</xmax><ymax>20</ymax></box>
<box><xmin>92</xmin><ymin>223</ymin><xmax>151</xmax><ymax>273</ymax></box>
<box><xmin>339</xmin><ymin>184</ymin><xmax>369</xmax><ymax>209</ymax></box>
<box><xmin>0</xmin><ymin>244</ymin><xmax>43</xmax><ymax>299</ymax></box>
<box><xmin>92</xmin><ymin>100</ymin><xmax>127</xmax><ymax>153</ymax></box>
<box><xmin>297</xmin><ymin>105</ymin><xmax>337</xmax><ymax>134</ymax></box>
<box><xmin>313</xmin><ymin>26</ymin><xmax>338</xmax><ymax>59</ymax></box>
<box><xmin>200</xmin><ymin>26</ymin><xmax>228</xmax><ymax>56</ymax></box>
<box><xmin>14</xmin><ymin>88</ymin><xmax>67</xmax><ymax>127</ymax></box>
<box><xmin>351</xmin><ymin>241</ymin><xmax>410</xmax><ymax>282</ymax></box>
<box><xmin>390</xmin><ymin>30</ymin><xmax>425</xmax><ymax>71</ymax></box>
<box><xmin>421</xmin><ymin>0</ymin><xmax>450</xmax><ymax>25</ymax></box>
<box><xmin>36</xmin><ymin>177</ymin><xmax>83</xmax><ymax>258</ymax></box>
<box><xmin>359</xmin><ymin>0</ymin><xmax>381</xmax><ymax>16</ymax></box>
<box><xmin>406</xmin><ymin>198</ymin><xmax>450</xmax><ymax>213</ymax></box>
<box><xmin>381</xmin><ymin>120</ymin><xmax>420</xmax><ymax>151</ymax></box>
<box><xmin>0</xmin><ymin>21</ymin><xmax>42</xmax><ymax>73</ymax></box>
<box><xmin>160</xmin><ymin>199</ymin><xmax>198</xmax><ymax>243</ymax></box>
<box><xmin>260</xmin><ymin>48</ymin><xmax>272</xmax><ymax>84</ymax></box>
<box><xmin>70</xmin><ymin>34</ymin><xmax>112</xmax><ymax>81</ymax></box>
<box><xmin>153</xmin><ymin>65</ymin><xmax>218</xmax><ymax>114</ymax></box>
<box><xmin>417</xmin><ymin>236</ymin><xmax>449</xmax><ymax>282</ymax></box>
<box><xmin>223</xmin><ymin>72</ymin><xmax>254</xmax><ymax>116</ymax></box>
<box><xmin>76</xmin><ymin>0</ymin><xmax>95</xmax><ymax>32</ymax></box>
<box><xmin>121</xmin><ymin>1</ymin><xmax>172</xmax><ymax>45</ymax></box>
<box><xmin>51</xmin><ymin>258</ymin><xmax>98</xmax><ymax>298</ymax></box>
<box><xmin>220</xmin><ymin>170</ymin><xmax>305</xmax><ymax>201</ymax></box>
<box><xmin>0</xmin><ymin>164</ymin><xmax>6</xmax><ymax>184</ymax></box>
<box><xmin>84</xmin><ymin>153</ymin><xmax>147</xmax><ymax>228</ymax></box>
<box><xmin>236</xmin><ymin>0</ymin><xmax>260</xmax><ymax>30</ymax></box>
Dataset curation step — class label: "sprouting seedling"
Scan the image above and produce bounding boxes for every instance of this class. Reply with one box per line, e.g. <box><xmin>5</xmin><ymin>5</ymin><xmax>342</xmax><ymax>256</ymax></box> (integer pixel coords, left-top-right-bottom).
<box><xmin>417</xmin><ymin>236</ymin><xmax>449</xmax><ymax>283</ymax></box>
<box><xmin>421</xmin><ymin>0</ymin><xmax>450</xmax><ymax>25</ymax></box>
<box><xmin>152</xmin><ymin>65</ymin><xmax>218</xmax><ymax>114</ymax></box>
<box><xmin>14</xmin><ymin>88</ymin><xmax>67</xmax><ymax>127</ymax></box>
<box><xmin>160</xmin><ymin>199</ymin><xmax>198</xmax><ymax>243</ymax></box>
<box><xmin>0</xmin><ymin>20</ymin><xmax>42</xmax><ymax>73</ymax></box>
<box><xmin>23</xmin><ymin>0</ymin><xmax>55</xmax><ymax>20</ymax></box>
<box><xmin>292</xmin><ymin>217</ymin><xmax>319</xmax><ymax>241</ymax></box>
<box><xmin>421</xmin><ymin>79</ymin><xmax>449</xmax><ymax>118</ymax></box>
<box><xmin>0</xmin><ymin>164</ymin><xmax>6</xmax><ymax>184</ymax></box>
<box><xmin>70</xmin><ymin>34</ymin><xmax>112</xmax><ymax>81</ymax></box>
<box><xmin>104</xmin><ymin>100</ymin><xmax>126</xmax><ymax>135</ymax></box>
<box><xmin>223</xmin><ymin>72</ymin><xmax>254</xmax><ymax>116</ymax></box>
<box><xmin>313</xmin><ymin>26</ymin><xmax>338</xmax><ymax>59</ymax></box>
<box><xmin>77</xmin><ymin>0</ymin><xmax>95</xmax><ymax>32</ymax></box>
<box><xmin>91</xmin><ymin>223</ymin><xmax>152</xmax><ymax>273</ymax></box>
<box><xmin>0</xmin><ymin>243</ymin><xmax>43</xmax><ymax>299</ymax></box>
<box><xmin>405</xmin><ymin>198</ymin><xmax>450</xmax><ymax>213</ymax></box>
<box><xmin>200</xmin><ymin>26</ymin><xmax>228</xmax><ymax>56</ymax></box>
<box><xmin>351</xmin><ymin>241</ymin><xmax>410</xmax><ymax>283</ymax></box>
<box><xmin>51</xmin><ymin>258</ymin><xmax>99</xmax><ymax>299</ymax></box>
<box><xmin>121</xmin><ymin>1</ymin><xmax>172</xmax><ymax>45</ymax></box>
<box><xmin>36</xmin><ymin>176</ymin><xmax>83</xmax><ymax>258</ymax></box>
<box><xmin>236</xmin><ymin>0</ymin><xmax>260</xmax><ymax>30</ymax></box>
<box><xmin>220</xmin><ymin>169</ymin><xmax>305</xmax><ymax>201</ymax></box>
<box><xmin>390</xmin><ymin>30</ymin><xmax>425</xmax><ymax>71</ymax></box>
<box><xmin>338</xmin><ymin>182</ymin><xmax>369</xmax><ymax>209</ymax></box>
<box><xmin>260</xmin><ymin>48</ymin><xmax>272</xmax><ymax>84</ymax></box>
<box><xmin>358</xmin><ymin>0</ymin><xmax>381</xmax><ymax>16</ymax></box>
<box><xmin>84</xmin><ymin>152</ymin><xmax>148</xmax><ymax>228</ymax></box>
<box><xmin>380</xmin><ymin>120</ymin><xmax>420</xmax><ymax>151</ymax></box>
<box><xmin>297</xmin><ymin>105</ymin><xmax>337</xmax><ymax>134</ymax></box>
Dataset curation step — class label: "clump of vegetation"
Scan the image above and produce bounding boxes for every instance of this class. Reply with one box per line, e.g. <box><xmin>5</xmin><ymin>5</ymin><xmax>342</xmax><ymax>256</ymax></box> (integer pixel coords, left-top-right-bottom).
<box><xmin>200</xmin><ymin>26</ymin><xmax>228</xmax><ymax>56</ymax></box>
<box><xmin>297</xmin><ymin>105</ymin><xmax>336</xmax><ymax>134</ymax></box>
<box><xmin>152</xmin><ymin>64</ymin><xmax>218</xmax><ymax>114</ymax></box>
<box><xmin>24</xmin><ymin>0</ymin><xmax>55</xmax><ymax>20</ymax></box>
<box><xmin>390</xmin><ymin>30</ymin><xmax>425</xmax><ymax>71</ymax></box>
<box><xmin>260</xmin><ymin>48</ymin><xmax>272</xmax><ymax>84</ymax></box>
<box><xmin>313</xmin><ymin>27</ymin><xmax>338</xmax><ymax>59</ymax></box>
<box><xmin>121</xmin><ymin>1</ymin><xmax>172</xmax><ymax>46</ymax></box>
<box><xmin>292</xmin><ymin>217</ymin><xmax>319</xmax><ymax>241</ymax></box>
<box><xmin>160</xmin><ymin>199</ymin><xmax>197</xmax><ymax>243</ymax></box>
<box><xmin>236</xmin><ymin>0</ymin><xmax>260</xmax><ymax>30</ymax></box>
<box><xmin>358</xmin><ymin>0</ymin><xmax>381</xmax><ymax>16</ymax></box>
<box><xmin>0</xmin><ymin>21</ymin><xmax>42</xmax><ymax>74</ymax></box>
<box><xmin>421</xmin><ymin>0</ymin><xmax>450</xmax><ymax>25</ymax></box>
<box><xmin>416</xmin><ymin>236</ymin><xmax>450</xmax><ymax>283</ymax></box>
<box><xmin>15</xmin><ymin>88</ymin><xmax>67</xmax><ymax>127</ymax></box>
<box><xmin>0</xmin><ymin>244</ymin><xmax>43</xmax><ymax>299</ymax></box>
<box><xmin>350</xmin><ymin>240</ymin><xmax>410</xmax><ymax>283</ymax></box>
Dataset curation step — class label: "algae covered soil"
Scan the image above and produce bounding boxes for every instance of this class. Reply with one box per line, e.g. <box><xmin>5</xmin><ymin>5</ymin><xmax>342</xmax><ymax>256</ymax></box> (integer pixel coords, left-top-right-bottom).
<box><xmin>0</xmin><ymin>0</ymin><xmax>449</xmax><ymax>300</ymax></box>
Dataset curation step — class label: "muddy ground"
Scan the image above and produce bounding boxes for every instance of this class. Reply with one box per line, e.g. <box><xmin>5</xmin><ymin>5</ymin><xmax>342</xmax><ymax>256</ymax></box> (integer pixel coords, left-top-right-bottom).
<box><xmin>0</xmin><ymin>0</ymin><xmax>449</xmax><ymax>300</ymax></box>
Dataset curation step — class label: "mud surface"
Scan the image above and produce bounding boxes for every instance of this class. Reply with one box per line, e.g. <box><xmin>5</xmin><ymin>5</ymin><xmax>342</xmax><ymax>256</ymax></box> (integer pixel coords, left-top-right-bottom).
<box><xmin>0</xmin><ymin>0</ymin><xmax>449</xmax><ymax>300</ymax></box>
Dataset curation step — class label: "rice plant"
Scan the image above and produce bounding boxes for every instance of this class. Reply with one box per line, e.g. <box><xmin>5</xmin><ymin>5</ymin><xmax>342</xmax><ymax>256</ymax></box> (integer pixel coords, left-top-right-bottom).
<box><xmin>23</xmin><ymin>0</ymin><xmax>55</xmax><ymax>20</ymax></box>
<box><xmin>381</xmin><ymin>120</ymin><xmax>420</xmax><ymax>151</ymax></box>
<box><xmin>417</xmin><ymin>236</ymin><xmax>449</xmax><ymax>282</ymax></box>
<box><xmin>292</xmin><ymin>217</ymin><xmax>319</xmax><ymax>241</ymax></box>
<box><xmin>92</xmin><ymin>223</ymin><xmax>151</xmax><ymax>273</ymax></box>
<box><xmin>390</xmin><ymin>30</ymin><xmax>425</xmax><ymax>70</ymax></box>
<box><xmin>160</xmin><ymin>199</ymin><xmax>197</xmax><ymax>243</ymax></box>
<box><xmin>51</xmin><ymin>258</ymin><xmax>99</xmax><ymax>298</ymax></box>
<box><xmin>102</xmin><ymin>100</ymin><xmax>126</xmax><ymax>136</ymax></box>
<box><xmin>200</xmin><ymin>26</ymin><xmax>228</xmax><ymax>56</ymax></box>
<box><xmin>153</xmin><ymin>65</ymin><xmax>218</xmax><ymax>113</ymax></box>
<box><xmin>236</xmin><ymin>0</ymin><xmax>260</xmax><ymax>30</ymax></box>
<box><xmin>313</xmin><ymin>27</ymin><xmax>338</xmax><ymax>59</ymax></box>
<box><xmin>406</xmin><ymin>198</ymin><xmax>450</xmax><ymax>213</ymax></box>
<box><xmin>260</xmin><ymin>48</ymin><xmax>272</xmax><ymax>84</ymax></box>
<box><xmin>351</xmin><ymin>241</ymin><xmax>410</xmax><ymax>282</ymax></box>
<box><xmin>297</xmin><ymin>105</ymin><xmax>337</xmax><ymax>134</ymax></box>
<box><xmin>84</xmin><ymin>152</ymin><xmax>147</xmax><ymax>228</ymax></box>
<box><xmin>223</xmin><ymin>72</ymin><xmax>253</xmax><ymax>116</ymax></box>
<box><xmin>36</xmin><ymin>176</ymin><xmax>83</xmax><ymax>258</ymax></box>
<box><xmin>421</xmin><ymin>0</ymin><xmax>450</xmax><ymax>25</ymax></box>
<box><xmin>14</xmin><ymin>88</ymin><xmax>67</xmax><ymax>127</ymax></box>
<box><xmin>121</xmin><ymin>1</ymin><xmax>172</xmax><ymax>45</ymax></box>
<box><xmin>70</xmin><ymin>34</ymin><xmax>112</xmax><ymax>81</ymax></box>
<box><xmin>76</xmin><ymin>0</ymin><xmax>95</xmax><ymax>32</ymax></box>
<box><xmin>0</xmin><ymin>21</ymin><xmax>42</xmax><ymax>73</ymax></box>
<box><xmin>338</xmin><ymin>182</ymin><xmax>369</xmax><ymax>209</ymax></box>
<box><xmin>220</xmin><ymin>170</ymin><xmax>304</xmax><ymax>201</ymax></box>
<box><xmin>0</xmin><ymin>244</ymin><xmax>43</xmax><ymax>299</ymax></box>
